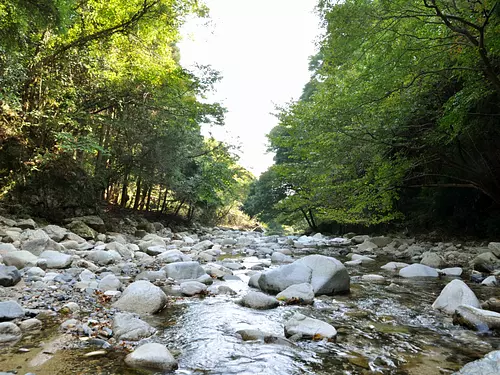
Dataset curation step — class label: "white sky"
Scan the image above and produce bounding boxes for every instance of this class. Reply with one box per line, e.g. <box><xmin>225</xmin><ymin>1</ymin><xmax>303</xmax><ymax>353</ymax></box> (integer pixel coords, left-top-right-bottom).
<box><xmin>178</xmin><ymin>0</ymin><xmax>320</xmax><ymax>176</ymax></box>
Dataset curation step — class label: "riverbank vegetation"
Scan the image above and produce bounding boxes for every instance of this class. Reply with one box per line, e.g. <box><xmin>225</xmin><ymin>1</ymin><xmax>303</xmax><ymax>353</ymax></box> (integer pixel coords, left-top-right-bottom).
<box><xmin>244</xmin><ymin>0</ymin><xmax>500</xmax><ymax>236</ymax></box>
<box><xmin>0</xmin><ymin>0</ymin><xmax>253</xmax><ymax>225</ymax></box>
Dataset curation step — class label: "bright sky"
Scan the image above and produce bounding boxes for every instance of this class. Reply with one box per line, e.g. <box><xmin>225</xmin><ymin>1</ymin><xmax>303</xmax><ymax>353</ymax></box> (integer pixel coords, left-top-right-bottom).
<box><xmin>178</xmin><ymin>0</ymin><xmax>320</xmax><ymax>176</ymax></box>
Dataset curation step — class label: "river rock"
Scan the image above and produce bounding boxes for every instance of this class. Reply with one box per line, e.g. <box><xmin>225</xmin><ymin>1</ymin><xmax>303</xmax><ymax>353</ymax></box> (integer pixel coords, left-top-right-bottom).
<box><xmin>240</xmin><ymin>291</ymin><xmax>279</xmax><ymax>309</ymax></box>
<box><xmin>98</xmin><ymin>274</ymin><xmax>122</xmax><ymax>291</ymax></box>
<box><xmin>0</xmin><ymin>322</ymin><xmax>22</xmax><ymax>343</ymax></box>
<box><xmin>42</xmin><ymin>225</ymin><xmax>67</xmax><ymax>242</ymax></box>
<box><xmin>439</xmin><ymin>267</ymin><xmax>463</xmax><ymax>277</ymax></box>
<box><xmin>180</xmin><ymin>281</ymin><xmax>207</xmax><ymax>296</ymax></box>
<box><xmin>86</xmin><ymin>250</ymin><xmax>121</xmax><ymax>265</ymax></box>
<box><xmin>370</xmin><ymin>236</ymin><xmax>392</xmax><ymax>247</ymax></box>
<box><xmin>481</xmin><ymin>276</ymin><xmax>498</xmax><ymax>286</ymax></box>
<box><xmin>0</xmin><ymin>301</ymin><xmax>24</xmax><ymax>321</ymax></box>
<box><xmin>113</xmin><ymin>312</ymin><xmax>156</xmax><ymax>341</ymax></box>
<box><xmin>432</xmin><ymin>279</ymin><xmax>480</xmax><ymax>314</ymax></box>
<box><xmin>17</xmin><ymin>218</ymin><xmax>37</xmax><ymax>230</ymax></box>
<box><xmin>482</xmin><ymin>298</ymin><xmax>500</xmax><ymax>313</ymax></box>
<box><xmin>453</xmin><ymin>305</ymin><xmax>500</xmax><ymax>331</ymax></box>
<box><xmin>470</xmin><ymin>252</ymin><xmax>499</xmax><ymax>273</ymax></box>
<box><xmin>39</xmin><ymin>250</ymin><xmax>72</xmax><ymax>269</ymax></box>
<box><xmin>135</xmin><ymin>270</ymin><xmax>166</xmax><ymax>281</ymax></box>
<box><xmin>276</xmin><ymin>283</ymin><xmax>314</xmax><ymax>304</ymax></box>
<box><xmin>453</xmin><ymin>350</ymin><xmax>500</xmax><ymax>375</ymax></box>
<box><xmin>380</xmin><ymin>262</ymin><xmax>409</xmax><ymax>271</ymax></box>
<box><xmin>192</xmin><ymin>240</ymin><xmax>213</xmax><ymax>251</ymax></box>
<box><xmin>162</xmin><ymin>261</ymin><xmax>205</xmax><ymax>280</ymax></box>
<box><xmin>125</xmin><ymin>343</ymin><xmax>178</xmax><ymax>371</ymax></box>
<box><xmin>399</xmin><ymin>264</ymin><xmax>439</xmax><ymax>278</ymax></box>
<box><xmin>350</xmin><ymin>254</ymin><xmax>375</xmax><ymax>263</ymax></box>
<box><xmin>271</xmin><ymin>252</ymin><xmax>293</xmax><ymax>263</ymax></box>
<box><xmin>294</xmin><ymin>254</ymin><xmax>350</xmax><ymax>295</ymax></box>
<box><xmin>0</xmin><ymin>243</ymin><xmax>17</xmax><ymax>254</ymax></box>
<box><xmin>157</xmin><ymin>249</ymin><xmax>188</xmax><ymax>263</ymax></box>
<box><xmin>258</xmin><ymin>262</ymin><xmax>312</xmax><ymax>294</ymax></box>
<box><xmin>0</xmin><ymin>265</ymin><xmax>21</xmax><ymax>286</ymax></box>
<box><xmin>487</xmin><ymin>242</ymin><xmax>500</xmax><ymax>258</ymax></box>
<box><xmin>113</xmin><ymin>280</ymin><xmax>167</xmax><ymax>314</ymax></box>
<box><xmin>3</xmin><ymin>250</ymin><xmax>38</xmax><ymax>269</ymax></box>
<box><xmin>420</xmin><ymin>252</ymin><xmax>444</xmax><ymax>268</ymax></box>
<box><xmin>19</xmin><ymin>318</ymin><xmax>42</xmax><ymax>333</ymax></box>
<box><xmin>248</xmin><ymin>273</ymin><xmax>262</xmax><ymax>289</ymax></box>
<box><xmin>284</xmin><ymin>313</ymin><xmax>336</xmax><ymax>340</ymax></box>
<box><xmin>361</xmin><ymin>274</ymin><xmax>385</xmax><ymax>282</ymax></box>
<box><xmin>67</xmin><ymin>220</ymin><xmax>97</xmax><ymax>240</ymax></box>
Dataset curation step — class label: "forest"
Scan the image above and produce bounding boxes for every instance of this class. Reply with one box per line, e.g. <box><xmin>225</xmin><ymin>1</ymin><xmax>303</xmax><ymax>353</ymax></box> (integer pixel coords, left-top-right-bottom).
<box><xmin>1</xmin><ymin>0</ymin><xmax>500</xmax><ymax>237</ymax></box>
<box><xmin>244</xmin><ymin>0</ymin><xmax>500</xmax><ymax>236</ymax></box>
<box><xmin>0</xmin><ymin>0</ymin><xmax>252</xmax><ymax>225</ymax></box>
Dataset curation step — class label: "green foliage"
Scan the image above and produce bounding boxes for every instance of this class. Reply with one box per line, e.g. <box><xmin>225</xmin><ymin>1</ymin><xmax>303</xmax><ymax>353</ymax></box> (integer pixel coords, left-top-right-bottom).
<box><xmin>253</xmin><ymin>0</ymin><xmax>500</xmax><ymax>234</ymax></box>
<box><xmin>0</xmin><ymin>0</ymin><xmax>250</xmax><ymax>224</ymax></box>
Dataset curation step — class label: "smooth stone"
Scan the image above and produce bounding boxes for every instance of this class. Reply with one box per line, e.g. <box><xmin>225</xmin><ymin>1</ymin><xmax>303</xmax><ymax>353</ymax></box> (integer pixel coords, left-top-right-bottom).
<box><xmin>125</xmin><ymin>343</ymin><xmax>178</xmax><ymax>371</ymax></box>
<box><xmin>162</xmin><ymin>261</ymin><xmax>205</xmax><ymax>280</ymax></box>
<box><xmin>180</xmin><ymin>281</ymin><xmax>207</xmax><ymax>296</ymax></box>
<box><xmin>361</xmin><ymin>274</ymin><xmax>385</xmax><ymax>282</ymax></box>
<box><xmin>248</xmin><ymin>273</ymin><xmax>262</xmax><ymax>289</ymax></box>
<box><xmin>420</xmin><ymin>252</ymin><xmax>444</xmax><ymax>268</ymax></box>
<box><xmin>399</xmin><ymin>264</ymin><xmax>439</xmax><ymax>278</ymax></box>
<box><xmin>432</xmin><ymin>279</ymin><xmax>480</xmax><ymax>314</ymax></box>
<box><xmin>240</xmin><ymin>291</ymin><xmax>279</xmax><ymax>309</ymax></box>
<box><xmin>380</xmin><ymin>262</ymin><xmax>408</xmax><ymax>271</ymax></box>
<box><xmin>2</xmin><ymin>250</ymin><xmax>38</xmax><ymax>269</ymax></box>
<box><xmin>113</xmin><ymin>280</ymin><xmax>167</xmax><ymax>314</ymax></box>
<box><xmin>0</xmin><ymin>265</ymin><xmax>21</xmax><ymax>286</ymax></box>
<box><xmin>439</xmin><ymin>267</ymin><xmax>463</xmax><ymax>277</ymax></box>
<box><xmin>0</xmin><ymin>301</ymin><xmax>25</xmax><ymax>321</ymax></box>
<box><xmin>0</xmin><ymin>322</ymin><xmax>22</xmax><ymax>343</ymax></box>
<box><xmin>284</xmin><ymin>313</ymin><xmax>336</xmax><ymax>340</ymax></box>
<box><xmin>42</xmin><ymin>225</ymin><xmax>67</xmax><ymax>242</ymax></box>
<box><xmin>258</xmin><ymin>262</ymin><xmax>312</xmax><ymax>294</ymax></box>
<box><xmin>453</xmin><ymin>350</ymin><xmax>500</xmax><ymax>375</ymax></box>
<box><xmin>113</xmin><ymin>312</ymin><xmax>156</xmax><ymax>341</ymax></box>
<box><xmin>470</xmin><ymin>252</ymin><xmax>499</xmax><ymax>273</ymax></box>
<box><xmin>39</xmin><ymin>250</ymin><xmax>72</xmax><ymax>269</ymax></box>
<box><xmin>294</xmin><ymin>254</ymin><xmax>350</xmax><ymax>295</ymax></box>
<box><xmin>271</xmin><ymin>252</ymin><xmax>293</xmax><ymax>263</ymax></box>
<box><xmin>276</xmin><ymin>283</ymin><xmax>314</xmax><ymax>304</ymax></box>
<box><xmin>453</xmin><ymin>305</ymin><xmax>500</xmax><ymax>331</ymax></box>
<box><xmin>19</xmin><ymin>318</ymin><xmax>42</xmax><ymax>333</ymax></box>
<box><xmin>98</xmin><ymin>274</ymin><xmax>122</xmax><ymax>292</ymax></box>
<box><xmin>481</xmin><ymin>276</ymin><xmax>498</xmax><ymax>286</ymax></box>
<box><xmin>350</xmin><ymin>254</ymin><xmax>375</xmax><ymax>263</ymax></box>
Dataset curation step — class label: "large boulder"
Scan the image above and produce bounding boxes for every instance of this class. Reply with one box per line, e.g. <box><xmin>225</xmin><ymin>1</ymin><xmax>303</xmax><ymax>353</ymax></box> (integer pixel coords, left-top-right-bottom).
<box><xmin>68</xmin><ymin>215</ymin><xmax>106</xmax><ymax>233</ymax></box>
<box><xmin>294</xmin><ymin>255</ymin><xmax>350</xmax><ymax>295</ymax></box>
<box><xmin>284</xmin><ymin>313</ymin><xmax>336</xmax><ymax>340</ymax></box>
<box><xmin>453</xmin><ymin>350</ymin><xmax>500</xmax><ymax>375</ymax></box>
<box><xmin>113</xmin><ymin>312</ymin><xmax>156</xmax><ymax>341</ymax></box>
<box><xmin>39</xmin><ymin>250</ymin><xmax>72</xmax><ymax>269</ymax></box>
<box><xmin>162</xmin><ymin>261</ymin><xmax>205</xmax><ymax>281</ymax></box>
<box><xmin>432</xmin><ymin>279</ymin><xmax>480</xmax><ymax>314</ymax></box>
<box><xmin>125</xmin><ymin>343</ymin><xmax>178</xmax><ymax>371</ymax></box>
<box><xmin>258</xmin><ymin>262</ymin><xmax>312</xmax><ymax>294</ymax></box>
<box><xmin>453</xmin><ymin>305</ymin><xmax>500</xmax><ymax>331</ymax></box>
<box><xmin>399</xmin><ymin>264</ymin><xmax>439</xmax><ymax>278</ymax></box>
<box><xmin>113</xmin><ymin>280</ymin><xmax>167</xmax><ymax>314</ymax></box>
<box><xmin>2</xmin><ymin>250</ymin><xmax>38</xmax><ymax>269</ymax></box>
<box><xmin>239</xmin><ymin>291</ymin><xmax>279</xmax><ymax>310</ymax></box>
<box><xmin>0</xmin><ymin>265</ymin><xmax>21</xmax><ymax>287</ymax></box>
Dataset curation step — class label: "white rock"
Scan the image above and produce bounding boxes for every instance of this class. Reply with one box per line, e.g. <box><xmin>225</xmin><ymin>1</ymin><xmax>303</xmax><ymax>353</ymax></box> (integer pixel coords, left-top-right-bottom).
<box><xmin>284</xmin><ymin>313</ymin><xmax>336</xmax><ymax>340</ymax></box>
<box><xmin>113</xmin><ymin>280</ymin><xmax>167</xmax><ymax>314</ymax></box>
<box><xmin>276</xmin><ymin>283</ymin><xmax>314</xmax><ymax>304</ymax></box>
<box><xmin>125</xmin><ymin>343</ymin><xmax>177</xmax><ymax>371</ymax></box>
<box><xmin>432</xmin><ymin>279</ymin><xmax>480</xmax><ymax>314</ymax></box>
<box><xmin>399</xmin><ymin>264</ymin><xmax>439</xmax><ymax>278</ymax></box>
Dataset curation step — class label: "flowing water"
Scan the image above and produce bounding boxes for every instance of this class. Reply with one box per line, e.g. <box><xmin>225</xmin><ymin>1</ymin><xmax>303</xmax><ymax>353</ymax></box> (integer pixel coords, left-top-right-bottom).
<box><xmin>1</xmin><ymin>249</ymin><xmax>499</xmax><ymax>375</ymax></box>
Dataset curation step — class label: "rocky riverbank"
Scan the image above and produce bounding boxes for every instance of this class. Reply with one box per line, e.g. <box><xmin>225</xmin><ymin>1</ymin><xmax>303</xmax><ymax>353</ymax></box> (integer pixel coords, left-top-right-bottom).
<box><xmin>0</xmin><ymin>214</ymin><xmax>499</xmax><ymax>374</ymax></box>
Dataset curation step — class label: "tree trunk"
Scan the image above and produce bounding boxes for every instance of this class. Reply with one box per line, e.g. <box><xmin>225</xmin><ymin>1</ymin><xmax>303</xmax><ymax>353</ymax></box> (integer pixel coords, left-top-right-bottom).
<box><xmin>133</xmin><ymin>177</ymin><xmax>142</xmax><ymax>210</ymax></box>
<box><xmin>146</xmin><ymin>185</ymin><xmax>152</xmax><ymax>211</ymax></box>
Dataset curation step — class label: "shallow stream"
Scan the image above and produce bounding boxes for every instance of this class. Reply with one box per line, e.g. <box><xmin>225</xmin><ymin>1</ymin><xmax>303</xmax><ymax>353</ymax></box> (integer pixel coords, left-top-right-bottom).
<box><xmin>1</xmin><ymin>249</ymin><xmax>499</xmax><ymax>375</ymax></box>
